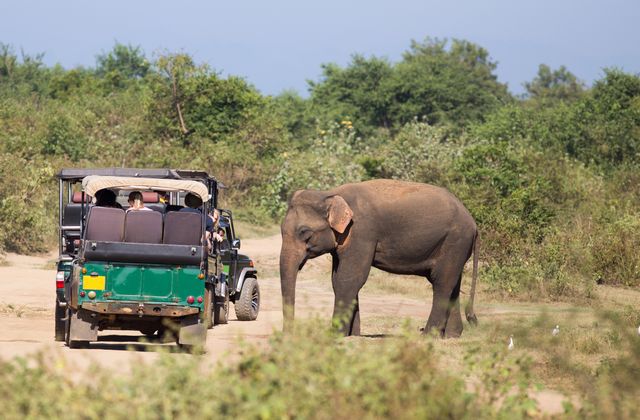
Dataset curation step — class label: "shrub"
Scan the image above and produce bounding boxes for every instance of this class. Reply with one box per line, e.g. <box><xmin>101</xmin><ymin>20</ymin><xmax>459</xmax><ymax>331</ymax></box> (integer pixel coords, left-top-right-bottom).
<box><xmin>259</xmin><ymin>121</ymin><xmax>365</xmax><ymax>218</ymax></box>
<box><xmin>375</xmin><ymin>121</ymin><xmax>457</xmax><ymax>185</ymax></box>
<box><xmin>0</xmin><ymin>153</ymin><xmax>58</xmax><ymax>253</ymax></box>
<box><xmin>589</xmin><ymin>214</ymin><xmax>640</xmax><ymax>287</ymax></box>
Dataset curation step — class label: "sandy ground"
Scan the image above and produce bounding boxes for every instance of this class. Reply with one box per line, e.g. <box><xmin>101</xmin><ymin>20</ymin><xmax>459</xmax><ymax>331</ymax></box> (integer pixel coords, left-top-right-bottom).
<box><xmin>0</xmin><ymin>234</ymin><xmax>569</xmax><ymax>414</ymax></box>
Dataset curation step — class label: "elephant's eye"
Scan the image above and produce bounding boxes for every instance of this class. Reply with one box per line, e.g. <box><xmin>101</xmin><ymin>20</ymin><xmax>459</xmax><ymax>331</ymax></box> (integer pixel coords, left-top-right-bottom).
<box><xmin>298</xmin><ymin>227</ymin><xmax>312</xmax><ymax>241</ymax></box>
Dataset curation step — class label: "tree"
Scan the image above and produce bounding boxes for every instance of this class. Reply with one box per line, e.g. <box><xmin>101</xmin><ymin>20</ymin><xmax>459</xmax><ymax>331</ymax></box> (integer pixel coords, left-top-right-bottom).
<box><xmin>269</xmin><ymin>90</ymin><xmax>314</xmax><ymax>140</ymax></box>
<box><xmin>146</xmin><ymin>52</ymin><xmax>267</xmax><ymax>143</ymax></box>
<box><xmin>579</xmin><ymin>68</ymin><xmax>640</xmax><ymax>165</ymax></box>
<box><xmin>96</xmin><ymin>43</ymin><xmax>149</xmax><ymax>88</ymax></box>
<box><xmin>0</xmin><ymin>43</ymin><xmax>50</xmax><ymax>97</ymax></box>
<box><xmin>309</xmin><ymin>55</ymin><xmax>394</xmax><ymax>133</ymax></box>
<box><xmin>524</xmin><ymin>64</ymin><xmax>584</xmax><ymax>101</ymax></box>
<box><xmin>387</xmin><ymin>38</ymin><xmax>510</xmax><ymax>127</ymax></box>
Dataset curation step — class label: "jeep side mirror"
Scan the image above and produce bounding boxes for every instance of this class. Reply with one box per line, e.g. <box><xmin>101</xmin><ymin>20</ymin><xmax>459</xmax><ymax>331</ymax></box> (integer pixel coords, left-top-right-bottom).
<box><xmin>232</xmin><ymin>239</ymin><xmax>241</xmax><ymax>249</ymax></box>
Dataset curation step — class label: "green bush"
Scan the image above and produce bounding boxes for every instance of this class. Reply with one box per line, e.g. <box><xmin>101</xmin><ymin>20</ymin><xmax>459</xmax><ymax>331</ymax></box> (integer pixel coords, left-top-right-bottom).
<box><xmin>0</xmin><ymin>153</ymin><xmax>58</xmax><ymax>253</ymax></box>
<box><xmin>588</xmin><ymin>214</ymin><xmax>640</xmax><ymax>287</ymax></box>
<box><xmin>259</xmin><ymin>121</ymin><xmax>365</xmax><ymax>218</ymax></box>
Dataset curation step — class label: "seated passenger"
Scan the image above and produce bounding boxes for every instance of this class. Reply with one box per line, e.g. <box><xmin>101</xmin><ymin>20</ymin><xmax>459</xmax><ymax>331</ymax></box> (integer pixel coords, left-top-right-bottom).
<box><xmin>180</xmin><ymin>193</ymin><xmax>222</xmax><ymax>249</ymax></box>
<box><xmin>127</xmin><ymin>191</ymin><xmax>153</xmax><ymax>212</ymax></box>
<box><xmin>180</xmin><ymin>193</ymin><xmax>213</xmax><ymax>232</ymax></box>
<box><xmin>157</xmin><ymin>191</ymin><xmax>169</xmax><ymax>205</ymax></box>
<box><xmin>210</xmin><ymin>209</ymin><xmax>224</xmax><ymax>243</ymax></box>
<box><xmin>95</xmin><ymin>189</ymin><xmax>122</xmax><ymax>209</ymax></box>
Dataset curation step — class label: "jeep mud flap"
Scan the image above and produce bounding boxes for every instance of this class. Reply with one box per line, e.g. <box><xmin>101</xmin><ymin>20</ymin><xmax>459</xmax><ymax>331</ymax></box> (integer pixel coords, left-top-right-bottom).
<box><xmin>178</xmin><ymin>314</ymin><xmax>206</xmax><ymax>346</ymax></box>
<box><xmin>69</xmin><ymin>309</ymin><xmax>98</xmax><ymax>342</ymax></box>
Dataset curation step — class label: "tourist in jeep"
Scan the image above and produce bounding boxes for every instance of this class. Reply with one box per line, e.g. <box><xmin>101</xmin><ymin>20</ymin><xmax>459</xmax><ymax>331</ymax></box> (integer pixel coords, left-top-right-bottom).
<box><xmin>211</xmin><ymin>208</ymin><xmax>224</xmax><ymax>243</ymax></box>
<box><xmin>95</xmin><ymin>189</ymin><xmax>122</xmax><ymax>209</ymax></box>
<box><xmin>127</xmin><ymin>191</ymin><xmax>152</xmax><ymax>212</ymax></box>
<box><xmin>180</xmin><ymin>192</ymin><xmax>216</xmax><ymax>241</ymax></box>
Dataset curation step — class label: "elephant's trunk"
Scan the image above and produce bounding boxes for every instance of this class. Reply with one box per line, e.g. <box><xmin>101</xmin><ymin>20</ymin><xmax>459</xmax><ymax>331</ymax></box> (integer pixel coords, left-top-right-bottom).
<box><xmin>279</xmin><ymin>240</ymin><xmax>305</xmax><ymax>333</ymax></box>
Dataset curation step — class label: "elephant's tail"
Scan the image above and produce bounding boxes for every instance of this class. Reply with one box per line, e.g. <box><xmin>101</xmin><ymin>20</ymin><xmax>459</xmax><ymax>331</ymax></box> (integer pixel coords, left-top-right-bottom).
<box><xmin>465</xmin><ymin>231</ymin><xmax>479</xmax><ymax>326</ymax></box>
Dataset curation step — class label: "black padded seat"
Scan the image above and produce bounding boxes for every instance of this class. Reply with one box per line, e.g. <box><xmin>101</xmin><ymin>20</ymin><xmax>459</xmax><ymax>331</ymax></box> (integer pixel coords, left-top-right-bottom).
<box><xmin>63</xmin><ymin>191</ymin><xmax>93</xmax><ymax>227</ymax></box>
<box><xmin>165</xmin><ymin>205</ymin><xmax>184</xmax><ymax>213</ymax></box>
<box><xmin>85</xmin><ymin>207</ymin><xmax>125</xmax><ymax>242</ymax></box>
<box><xmin>163</xmin><ymin>212</ymin><xmax>202</xmax><ymax>246</ymax></box>
<box><xmin>124</xmin><ymin>211</ymin><xmax>163</xmax><ymax>244</ymax></box>
<box><xmin>63</xmin><ymin>204</ymin><xmax>93</xmax><ymax>228</ymax></box>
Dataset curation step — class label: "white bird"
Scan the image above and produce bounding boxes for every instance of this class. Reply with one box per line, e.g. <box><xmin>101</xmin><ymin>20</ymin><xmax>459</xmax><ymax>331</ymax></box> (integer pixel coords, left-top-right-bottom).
<box><xmin>508</xmin><ymin>335</ymin><xmax>514</xmax><ymax>351</ymax></box>
<box><xmin>637</xmin><ymin>325</ymin><xmax>640</xmax><ymax>336</ymax></box>
<box><xmin>552</xmin><ymin>325</ymin><xmax>560</xmax><ymax>336</ymax></box>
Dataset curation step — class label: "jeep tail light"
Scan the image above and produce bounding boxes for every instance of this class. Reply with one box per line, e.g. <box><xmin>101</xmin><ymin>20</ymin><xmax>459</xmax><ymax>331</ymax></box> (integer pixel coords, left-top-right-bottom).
<box><xmin>56</xmin><ymin>271</ymin><xmax>65</xmax><ymax>289</ymax></box>
<box><xmin>187</xmin><ymin>296</ymin><xmax>195</xmax><ymax>304</ymax></box>
<box><xmin>197</xmin><ymin>296</ymin><xmax>203</xmax><ymax>303</ymax></box>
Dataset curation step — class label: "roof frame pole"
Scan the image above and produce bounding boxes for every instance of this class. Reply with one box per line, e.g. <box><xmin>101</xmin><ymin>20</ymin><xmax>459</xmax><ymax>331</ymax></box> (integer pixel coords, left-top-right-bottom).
<box><xmin>80</xmin><ymin>190</ymin><xmax>85</xmax><ymax>240</ymax></box>
<box><xmin>58</xmin><ymin>179</ymin><xmax>63</xmax><ymax>257</ymax></box>
<box><xmin>209</xmin><ymin>179</ymin><xmax>217</xmax><ymax>209</ymax></box>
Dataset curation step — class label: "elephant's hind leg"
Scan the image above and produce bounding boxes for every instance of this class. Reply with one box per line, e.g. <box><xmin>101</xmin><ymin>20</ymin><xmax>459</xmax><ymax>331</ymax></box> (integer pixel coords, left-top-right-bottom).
<box><xmin>424</xmin><ymin>264</ymin><xmax>465</xmax><ymax>338</ymax></box>
<box><xmin>444</xmin><ymin>277</ymin><xmax>463</xmax><ymax>338</ymax></box>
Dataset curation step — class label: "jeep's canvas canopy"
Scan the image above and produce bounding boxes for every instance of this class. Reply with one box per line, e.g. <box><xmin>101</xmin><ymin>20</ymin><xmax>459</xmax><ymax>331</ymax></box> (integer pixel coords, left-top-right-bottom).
<box><xmin>82</xmin><ymin>175</ymin><xmax>210</xmax><ymax>200</ymax></box>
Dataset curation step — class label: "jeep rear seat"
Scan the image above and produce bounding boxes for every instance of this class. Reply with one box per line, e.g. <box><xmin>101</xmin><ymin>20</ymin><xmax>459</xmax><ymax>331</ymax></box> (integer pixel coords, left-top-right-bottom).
<box><xmin>83</xmin><ymin>208</ymin><xmax>204</xmax><ymax>266</ymax></box>
<box><xmin>85</xmin><ymin>207</ymin><xmax>125</xmax><ymax>242</ymax></box>
<box><xmin>163</xmin><ymin>212</ymin><xmax>202</xmax><ymax>245</ymax></box>
<box><xmin>124</xmin><ymin>211</ymin><xmax>163</xmax><ymax>244</ymax></box>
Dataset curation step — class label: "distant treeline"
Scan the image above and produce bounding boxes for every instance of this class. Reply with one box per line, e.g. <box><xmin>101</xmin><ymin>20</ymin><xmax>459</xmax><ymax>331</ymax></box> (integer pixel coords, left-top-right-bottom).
<box><xmin>0</xmin><ymin>39</ymin><xmax>639</xmax><ymax>297</ymax></box>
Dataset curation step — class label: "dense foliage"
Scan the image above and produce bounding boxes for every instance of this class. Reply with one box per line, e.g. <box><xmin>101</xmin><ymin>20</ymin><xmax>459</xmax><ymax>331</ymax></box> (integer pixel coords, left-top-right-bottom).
<box><xmin>1</xmin><ymin>315</ymin><xmax>639</xmax><ymax>419</ymax></box>
<box><xmin>0</xmin><ymin>39</ymin><xmax>639</xmax><ymax>296</ymax></box>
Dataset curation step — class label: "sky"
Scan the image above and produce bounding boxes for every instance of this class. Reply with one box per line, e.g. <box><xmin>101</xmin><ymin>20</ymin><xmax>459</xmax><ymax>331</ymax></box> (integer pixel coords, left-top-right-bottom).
<box><xmin>1</xmin><ymin>0</ymin><xmax>639</xmax><ymax>96</ymax></box>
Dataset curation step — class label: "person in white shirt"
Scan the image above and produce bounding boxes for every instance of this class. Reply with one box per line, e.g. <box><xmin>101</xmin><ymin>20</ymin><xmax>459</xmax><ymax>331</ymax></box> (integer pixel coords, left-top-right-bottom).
<box><xmin>126</xmin><ymin>191</ymin><xmax>152</xmax><ymax>212</ymax></box>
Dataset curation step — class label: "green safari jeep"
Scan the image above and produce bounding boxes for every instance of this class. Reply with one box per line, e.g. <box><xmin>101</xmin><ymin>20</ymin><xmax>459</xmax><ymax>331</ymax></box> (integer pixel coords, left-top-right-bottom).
<box><xmin>54</xmin><ymin>168</ymin><xmax>259</xmax><ymax>350</ymax></box>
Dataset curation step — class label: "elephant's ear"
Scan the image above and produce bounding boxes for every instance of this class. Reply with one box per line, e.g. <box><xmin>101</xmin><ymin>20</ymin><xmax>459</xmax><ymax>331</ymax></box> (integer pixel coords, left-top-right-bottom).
<box><xmin>326</xmin><ymin>195</ymin><xmax>353</xmax><ymax>234</ymax></box>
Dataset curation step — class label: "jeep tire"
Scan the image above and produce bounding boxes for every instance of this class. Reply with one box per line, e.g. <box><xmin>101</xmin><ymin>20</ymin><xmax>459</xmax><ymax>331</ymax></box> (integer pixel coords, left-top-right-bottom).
<box><xmin>213</xmin><ymin>288</ymin><xmax>229</xmax><ymax>325</ymax></box>
<box><xmin>54</xmin><ymin>299</ymin><xmax>66</xmax><ymax>341</ymax></box>
<box><xmin>235</xmin><ymin>277</ymin><xmax>260</xmax><ymax>321</ymax></box>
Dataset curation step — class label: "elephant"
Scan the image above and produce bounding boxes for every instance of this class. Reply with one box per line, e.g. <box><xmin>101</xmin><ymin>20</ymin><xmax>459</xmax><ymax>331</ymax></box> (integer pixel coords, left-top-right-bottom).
<box><xmin>279</xmin><ymin>179</ymin><xmax>479</xmax><ymax>338</ymax></box>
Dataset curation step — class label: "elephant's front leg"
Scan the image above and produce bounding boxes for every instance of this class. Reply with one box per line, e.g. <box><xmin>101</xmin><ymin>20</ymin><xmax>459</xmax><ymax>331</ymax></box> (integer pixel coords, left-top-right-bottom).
<box><xmin>331</xmin><ymin>246</ymin><xmax>374</xmax><ymax>336</ymax></box>
<box><xmin>332</xmin><ymin>295</ymin><xmax>361</xmax><ymax>336</ymax></box>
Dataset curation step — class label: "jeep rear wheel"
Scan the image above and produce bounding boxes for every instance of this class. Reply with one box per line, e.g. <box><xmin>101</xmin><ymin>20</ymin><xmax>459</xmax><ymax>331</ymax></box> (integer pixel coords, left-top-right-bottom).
<box><xmin>213</xmin><ymin>288</ymin><xmax>229</xmax><ymax>325</ymax></box>
<box><xmin>235</xmin><ymin>277</ymin><xmax>259</xmax><ymax>321</ymax></box>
